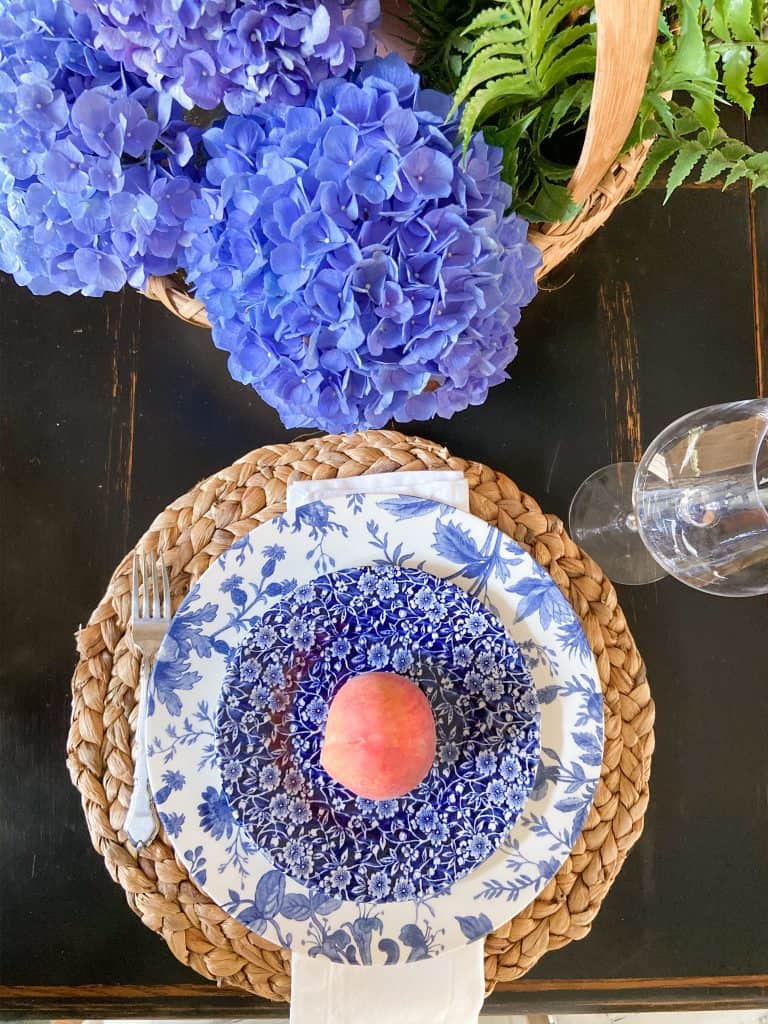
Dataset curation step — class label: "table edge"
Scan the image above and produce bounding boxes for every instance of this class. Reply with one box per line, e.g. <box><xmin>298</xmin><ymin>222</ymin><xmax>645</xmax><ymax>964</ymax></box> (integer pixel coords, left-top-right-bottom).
<box><xmin>2</xmin><ymin>976</ymin><xmax>767</xmax><ymax>1018</ymax></box>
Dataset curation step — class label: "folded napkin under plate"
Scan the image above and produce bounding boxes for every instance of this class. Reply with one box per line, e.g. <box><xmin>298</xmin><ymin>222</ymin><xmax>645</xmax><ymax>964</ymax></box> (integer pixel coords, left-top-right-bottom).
<box><xmin>288</xmin><ymin>472</ymin><xmax>479</xmax><ymax>1024</ymax></box>
<box><xmin>286</xmin><ymin>469</ymin><xmax>470</xmax><ymax>517</ymax></box>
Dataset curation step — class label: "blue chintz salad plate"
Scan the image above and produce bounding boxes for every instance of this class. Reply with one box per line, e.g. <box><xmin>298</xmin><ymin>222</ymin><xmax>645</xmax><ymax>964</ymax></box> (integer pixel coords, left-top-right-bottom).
<box><xmin>146</xmin><ymin>494</ymin><xmax>604</xmax><ymax>966</ymax></box>
<box><xmin>215</xmin><ymin>564</ymin><xmax>541</xmax><ymax>904</ymax></box>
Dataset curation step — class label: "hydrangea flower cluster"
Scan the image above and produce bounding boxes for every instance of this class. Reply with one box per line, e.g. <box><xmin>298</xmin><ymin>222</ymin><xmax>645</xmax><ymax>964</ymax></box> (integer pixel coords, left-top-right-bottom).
<box><xmin>0</xmin><ymin>0</ymin><xmax>200</xmax><ymax>296</ymax></box>
<box><xmin>71</xmin><ymin>0</ymin><xmax>380</xmax><ymax>113</ymax></box>
<box><xmin>182</xmin><ymin>55</ymin><xmax>541</xmax><ymax>431</ymax></box>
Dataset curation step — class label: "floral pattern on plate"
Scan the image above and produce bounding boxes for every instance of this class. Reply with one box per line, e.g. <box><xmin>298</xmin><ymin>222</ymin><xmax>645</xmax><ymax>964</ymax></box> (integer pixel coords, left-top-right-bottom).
<box><xmin>146</xmin><ymin>494</ymin><xmax>603</xmax><ymax>966</ymax></box>
<box><xmin>216</xmin><ymin>565</ymin><xmax>540</xmax><ymax>903</ymax></box>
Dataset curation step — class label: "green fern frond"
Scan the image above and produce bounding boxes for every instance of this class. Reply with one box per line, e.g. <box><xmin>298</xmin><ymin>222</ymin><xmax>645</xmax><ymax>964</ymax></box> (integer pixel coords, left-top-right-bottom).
<box><xmin>451</xmin><ymin>57</ymin><xmax>530</xmax><ymax>111</ymax></box>
<box><xmin>459</xmin><ymin>75</ymin><xmax>533</xmax><ymax>142</ymax></box>
<box><xmin>466</xmin><ymin>26</ymin><xmax>527</xmax><ymax>59</ymax></box>
<box><xmin>414</xmin><ymin>0</ymin><xmax>767</xmax><ymax>222</ymax></box>
<box><xmin>536</xmin><ymin>22</ymin><xmax>596</xmax><ymax>76</ymax></box>
<box><xmin>539</xmin><ymin>42</ymin><xmax>596</xmax><ymax>90</ymax></box>
<box><xmin>461</xmin><ymin>7</ymin><xmax>515</xmax><ymax>36</ymax></box>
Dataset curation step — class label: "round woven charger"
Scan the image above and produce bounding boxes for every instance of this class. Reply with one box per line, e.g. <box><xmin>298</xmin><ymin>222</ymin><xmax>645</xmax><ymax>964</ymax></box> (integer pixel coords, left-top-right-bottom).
<box><xmin>67</xmin><ymin>429</ymin><xmax>654</xmax><ymax>1002</ymax></box>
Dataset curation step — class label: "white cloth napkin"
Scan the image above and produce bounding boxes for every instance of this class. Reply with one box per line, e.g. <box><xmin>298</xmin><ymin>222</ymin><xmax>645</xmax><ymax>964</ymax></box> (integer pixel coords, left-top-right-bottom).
<box><xmin>286</xmin><ymin>469</ymin><xmax>470</xmax><ymax>516</ymax></box>
<box><xmin>286</xmin><ymin>470</ymin><xmax>483</xmax><ymax>1024</ymax></box>
<box><xmin>290</xmin><ymin>941</ymin><xmax>486</xmax><ymax>1024</ymax></box>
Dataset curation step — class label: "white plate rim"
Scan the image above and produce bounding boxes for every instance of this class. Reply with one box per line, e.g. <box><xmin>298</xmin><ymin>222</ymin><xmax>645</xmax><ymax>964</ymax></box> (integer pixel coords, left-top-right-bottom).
<box><xmin>147</xmin><ymin>493</ymin><xmax>604</xmax><ymax>966</ymax></box>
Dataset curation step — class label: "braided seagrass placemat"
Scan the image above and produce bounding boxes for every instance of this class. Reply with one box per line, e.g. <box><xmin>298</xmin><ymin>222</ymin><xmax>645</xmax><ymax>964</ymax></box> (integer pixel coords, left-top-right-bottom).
<box><xmin>67</xmin><ymin>429</ymin><xmax>654</xmax><ymax>1002</ymax></box>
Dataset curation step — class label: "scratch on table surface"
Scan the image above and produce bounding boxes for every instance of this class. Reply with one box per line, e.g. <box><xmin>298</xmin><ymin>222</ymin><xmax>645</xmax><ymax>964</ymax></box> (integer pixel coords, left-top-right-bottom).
<box><xmin>125</xmin><ymin>353</ymin><xmax>137</xmax><ymax>510</ymax></box>
<box><xmin>545</xmin><ymin>438</ymin><xmax>562</xmax><ymax>492</ymax></box>
<box><xmin>104</xmin><ymin>302</ymin><xmax>118</xmax><ymax>504</ymax></box>
<box><xmin>748</xmin><ymin>184</ymin><xmax>766</xmax><ymax>397</ymax></box>
<box><xmin>599</xmin><ymin>280</ymin><xmax>642</xmax><ymax>464</ymax></box>
<box><xmin>104</xmin><ymin>291</ymin><xmax>139</xmax><ymax>547</ymax></box>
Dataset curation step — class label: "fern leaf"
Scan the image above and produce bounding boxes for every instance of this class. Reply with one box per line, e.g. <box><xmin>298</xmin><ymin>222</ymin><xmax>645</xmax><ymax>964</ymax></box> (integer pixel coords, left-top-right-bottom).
<box><xmin>664</xmin><ymin>143</ymin><xmax>705</xmax><ymax>201</ymax></box>
<box><xmin>533</xmin><ymin>153</ymin><xmax>574</xmax><ymax>181</ymax></box>
<box><xmin>692</xmin><ymin>50</ymin><xmax>720</xmax><ymax>139</ymax></box>
<box><xmin>712</xmin><ymin>150</ymin><xmax>768</xmax><ymax>191</ymax></box>
<box><xmin>518</xmin><ymin>177</ymin><xmax>582</xmax><ymax>222</ymax></box>
<box><xmin>539</xmin><ymin>0</ymin><xmax>594</xmax><ymax>47</ymax></box>
<box><xmin>724</xmin><ymin>0</ymin><xmax>759</xmax><ymax>40</ymax></box>
<box><xmin>721</xmin><ymin>44</ymin><xmax>755</xmax><ymax>114</ymax></box>
<box><xmin>452</xmin><ymin>55</ymin><xmax>529</xmax><ymax>110</ymax></box>
<box><xmin>722</xmin><ymin>160</ymin><xmax>751</xmax><ymax>187</ymax></box>
<box><xmin>466</xmin><ymin>26</ymin><xmax>528</xmax><ymax>59</ymax></box>
<box><xmin>539</xmin><ymin>0</ymin><xmax>577</xmax><ymax>21</ymax></box>
<box><xmin>423</xmin><ymin>0</ymin><xmax>767</xmax><ymax>223</ymax></box>
<box><xmin>751</xmin><ymin>41</ymin><xmax>768</xmax><ymax>86</ymax></box>
<box><xmin>458</xmin><ymin>75</ymin><xmax>533</xmax><ymax>143</ymax></box>
<box><xmin>720</xmin><ymin>137</ymin><xmax>754</xmax><ymax>160</ymax></box>
<box><xmin>644</xmin><ymin>92</ymin><xmax>677</xmax><ymax>134</ymax></box>
<box><xmin>536</xmin><ymin>22</ymin><xmax>596</xmax><ymax>78</ymax></box>
<box><xmin>706</xmin><ymin>0</ymin><xmax>730</xmax><ymax>41</ymax></box>
<box><xmin>669</xmin><ymin>0</ymin><xmax>709</xmax><ymax>79</ymax></box>
<box><xmin>631</xmin><ymin>138</ymin><xmax>680</xmax><ymax>196</ymax></box>
<box><xmin>744</xmin><ymin>152</ymin><xmax>768</xmax><ymax>189</ymax></box>
<box><xmin>461</xmin><ymin>43</ymin><xmax>527</xmax><ymax>68</ymax></box>
<box><xmin>490</xmin><ymin>106</ymin><xmax>541</xmax><ymax>148</ymax></box>
<box><xmin>461</xmin><ymin>5</ymin><xmax>514</xmax><ymax>35</ymax></box>
<box><xmin>501</xmin><ymin>140</ymin><xmax>520</xmax><ymax>192</ymax></box>
<box><xmin>658</xmin><ymin>10</ymin><xmax>674</xmax><ymax>40</ymax></box>
<box><xmin>545</xmin><ymin>79</ymin><xmax>592</xmax><ymax>137</ymax></box>
<box><xmin>669</xmin><ymin>100</ymin><xmax>712</xmax><ymax>137</ymax></box>
<box><xmin>540</xmin><ymin>42</ymin><xmax>596</xmax><ymax>91</ymax></box>
<box><xmin>698</xmin><ymin>148</ymin><xmax>731</xmax><ymax>181</ymax></box>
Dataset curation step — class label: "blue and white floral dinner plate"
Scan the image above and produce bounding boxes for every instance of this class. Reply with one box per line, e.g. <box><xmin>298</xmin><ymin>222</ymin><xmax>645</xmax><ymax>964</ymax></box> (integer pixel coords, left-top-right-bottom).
<box><xmin>146</xmin><ymin>494</ymin><xmax>604</xmax><ymax>966</ymax></box>
<box><xmin>216</xmin><ymin>564</ymin><xmax>541</xmax><ymax>903</ymax></box>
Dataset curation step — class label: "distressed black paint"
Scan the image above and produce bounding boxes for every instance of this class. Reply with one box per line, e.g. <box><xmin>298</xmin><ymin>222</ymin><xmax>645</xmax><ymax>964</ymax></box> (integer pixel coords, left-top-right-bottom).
<box><xmin>1</xmin><ymin>98</ymin><xmax>767</xmax><ymax>1015</ymax></box>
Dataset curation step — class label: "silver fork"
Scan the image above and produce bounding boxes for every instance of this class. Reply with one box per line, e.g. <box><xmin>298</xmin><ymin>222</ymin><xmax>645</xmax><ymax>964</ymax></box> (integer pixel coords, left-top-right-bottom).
<box><xmin>125</xmin><ymin>551</ymin><xmax>171</xmax><ymax>850</ymax></box>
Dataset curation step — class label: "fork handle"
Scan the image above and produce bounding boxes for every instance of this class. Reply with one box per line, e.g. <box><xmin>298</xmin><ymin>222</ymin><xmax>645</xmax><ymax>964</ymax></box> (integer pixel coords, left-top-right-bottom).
<box><xmin>125</xmin><ymin>654</ymin><xmax>160</xmax><ymax>849</ymax></box>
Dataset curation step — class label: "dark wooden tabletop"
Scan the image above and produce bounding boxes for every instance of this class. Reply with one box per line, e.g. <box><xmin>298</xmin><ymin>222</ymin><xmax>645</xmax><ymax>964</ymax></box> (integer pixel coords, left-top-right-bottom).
<box><xmin>1</xmin><ymin>94</ymin><xmax>767</xmax><ymax>1019</ymax></box>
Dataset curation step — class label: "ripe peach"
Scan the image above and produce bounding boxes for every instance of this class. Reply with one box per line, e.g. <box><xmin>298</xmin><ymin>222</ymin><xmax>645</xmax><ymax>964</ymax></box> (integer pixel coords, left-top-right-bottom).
<box><xmin>320</xmin><ymin>671</ymin><xmax>436</xmax><ymax>800</ymax></box>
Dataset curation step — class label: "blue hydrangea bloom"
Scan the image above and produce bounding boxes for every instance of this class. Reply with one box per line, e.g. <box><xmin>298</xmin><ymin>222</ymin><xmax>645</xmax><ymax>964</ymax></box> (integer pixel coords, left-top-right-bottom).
<box><xmin>71</xmin><ymin>0</ymin><xmax>380</xmax><ymax>114</ymax></box>
<box><xmin>182</xmin><ymin>55</ymin><xmax>541</xmax><ymax>432</ymax></box>
<box><xmin>0</xmin><ymin>0</ymin><xmax>200</xmax><ymax>297</ymax></box>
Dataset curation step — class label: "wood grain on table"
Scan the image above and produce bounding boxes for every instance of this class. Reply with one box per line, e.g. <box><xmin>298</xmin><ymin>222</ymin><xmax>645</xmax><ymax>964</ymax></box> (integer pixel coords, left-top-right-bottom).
<box><xmin>1</xmin><ymin>97</ymin><xmax>766</xmax><ymax>1020</ymax></box>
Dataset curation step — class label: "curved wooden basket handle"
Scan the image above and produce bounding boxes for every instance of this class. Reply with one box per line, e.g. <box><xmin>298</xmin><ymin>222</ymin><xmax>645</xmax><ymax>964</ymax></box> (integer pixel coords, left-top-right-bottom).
<box><xmin>568</xmin><ymin>0</ymin><xmax>660</xmax><ymax>203</ymax></box>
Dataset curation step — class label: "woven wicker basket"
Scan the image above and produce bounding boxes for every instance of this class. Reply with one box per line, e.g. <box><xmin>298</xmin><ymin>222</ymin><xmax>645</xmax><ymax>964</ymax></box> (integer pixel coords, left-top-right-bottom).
<box><xmin>144</xmin><ymin>0</ymin><xmax>660</xmax><ymax>328</ymax></box>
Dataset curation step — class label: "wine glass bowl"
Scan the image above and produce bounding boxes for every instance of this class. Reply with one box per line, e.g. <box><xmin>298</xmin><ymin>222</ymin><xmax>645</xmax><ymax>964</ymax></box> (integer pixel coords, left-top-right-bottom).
<box><xmin>633</xmin><ymin>400</ymin><xmax>768</xmax><ymax>597</ymax></box>
<box><xmin>570</xmin><ymin>399</ymin><xmax>768</xmax><ymax>596</ymax></box>
<box><xmin>569</xmin><ymin>463</ymin><xmax>667</xmax><ymax>587</ymax></box>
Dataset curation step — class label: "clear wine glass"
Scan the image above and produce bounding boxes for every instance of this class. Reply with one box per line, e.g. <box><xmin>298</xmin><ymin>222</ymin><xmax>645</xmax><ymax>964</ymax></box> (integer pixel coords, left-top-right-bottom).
<box><xmin>569</xmin><ymin>399</ymin><xmax>768</xmax><ymax>596</ymax></box>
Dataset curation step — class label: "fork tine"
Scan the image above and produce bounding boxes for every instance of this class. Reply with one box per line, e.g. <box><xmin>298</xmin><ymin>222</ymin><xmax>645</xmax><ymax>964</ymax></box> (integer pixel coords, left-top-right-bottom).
<box><xmin>145</xmin><ymin>553</ymin><xmax>152</xmax><ymax>618</ymax></box>
<box><xmin>151</xmin><ymin>555</ymin><xmax>160</xmax><ymax>618</ymax></box>
<box><xmin>142</xmin><ymin>552</ymin><xmax>150</xmax><ymax>618</ymax></box>
<box><xmin>131</xmin><ymin>553</ymin><xmax>139</xmax><ymax>622</ymax></box>
<box><xmin>161</xmin><ymin>559</ymin><xmax>171</xmax><ymax>619</ymax></box>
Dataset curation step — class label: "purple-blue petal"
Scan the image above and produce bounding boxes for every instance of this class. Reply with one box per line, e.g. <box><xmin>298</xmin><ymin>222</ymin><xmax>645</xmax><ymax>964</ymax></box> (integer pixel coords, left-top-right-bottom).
<box><xmin>401</xmin><ymin>147</ymin><xmax>454</xmax><ymax>198</ymax></box>
<box><xmin>178</xmin><ymin>54</ymin><xmax>540</xmax><ymax>434</ymax></box>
